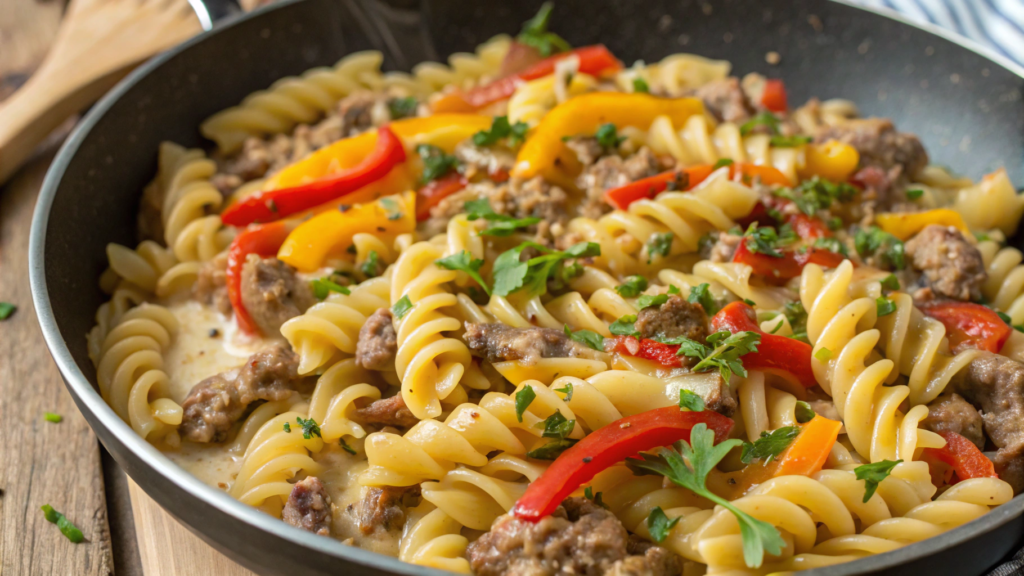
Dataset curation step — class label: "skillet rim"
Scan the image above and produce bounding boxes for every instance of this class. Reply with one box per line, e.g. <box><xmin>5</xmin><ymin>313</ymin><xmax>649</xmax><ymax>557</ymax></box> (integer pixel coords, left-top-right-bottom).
<box><xmin>27</xmin><ymin>0</ymin><xmax>1024</xmax><ymax>574</ymax></box>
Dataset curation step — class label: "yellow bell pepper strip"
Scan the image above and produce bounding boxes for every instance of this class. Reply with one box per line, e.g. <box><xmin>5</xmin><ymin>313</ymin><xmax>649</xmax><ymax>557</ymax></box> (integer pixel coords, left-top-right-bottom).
<box><xmin>875</xmin><ymin>208</ymin><xmax>970</xmax><ymax>241</ymax></box>
<box><xmin>277</xmin><ymin>191</ymin><xmax>416</xmax><ymax>272</ymax></box>
<box><xmin>800</xmin><ymin>140</ymin><xmax>860</xmax><ymax>182</ymax></box>
<box><xmin>512</xmin><ymin>92</ymin><xmax>705</xmax><ymax>183</ymax></box>
<box><xmin>258</xmin><ymin>114</ymin><xmax>493</xmax><ymax>204</ymax></box>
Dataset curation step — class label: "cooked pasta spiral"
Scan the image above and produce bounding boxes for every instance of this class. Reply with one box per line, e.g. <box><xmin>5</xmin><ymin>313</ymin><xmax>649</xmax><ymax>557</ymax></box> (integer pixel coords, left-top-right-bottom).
<box><xmin>507</xmin><ymin>69</ymin><xmax>598</xmax><ymax>126</ymax></box>
<box><xmin>154</xmin><ymin>141</ymin><xmax>232</xmax><ymax>264</ymax></box>
<box><xmin>954</xmin><ymin>169</ymin><xmax>1024</xmax><ymax>236</ymax></box>
<box><xmin>307</xmin><ymin>359</ymin><xmax>381</xmax><ymax>442</ymax></box>
<box><xmin>615</xmin><ymin>53</ymin><xmax>731</xmax><ymax>96</ymax></box>
<box><xmin>399</xmin><ymin>504</ymin><xmax>472</xmax><ymax>573</ymax></box>
<box><xmin>92</xmin><ymin>303</ymin><xmax>182</xmax><ymax>443</ymax></box>
<box><xmin>413</xmin><ymin>34</ymin><xmax>510</xmax><ymax>92</ymax></box>
<box><xmin>978</xmin><ymin>240</ymin><xmax>1024</xmax><ymax>324</ymax></box>
<box><xmin>281</xmin><ymin>275</ymin><xmax>392</xmax><ymax>375</ymax></box>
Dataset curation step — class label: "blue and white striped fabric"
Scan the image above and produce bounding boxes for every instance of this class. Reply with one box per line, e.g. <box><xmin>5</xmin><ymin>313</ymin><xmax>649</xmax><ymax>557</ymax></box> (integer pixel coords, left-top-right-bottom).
<box><xmin>845</xmin><ymin>0</ymin><xmax>1024</xmax><ymax>67</ymax></box>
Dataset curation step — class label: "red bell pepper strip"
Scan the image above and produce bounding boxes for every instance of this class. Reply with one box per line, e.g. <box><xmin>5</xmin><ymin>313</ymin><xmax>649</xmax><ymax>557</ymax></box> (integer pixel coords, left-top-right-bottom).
<box><xmin>919</xmin><ymin>301</ymin><xmax>1012</xmax><ymax>354</ymax></box>
<box><xmin>732</xmin><ymin>241</ymin><xmax>845</xmax><ymax>282</ymax></box>
<box><xmin>415</xmin><ymin>173</ymin><xmax>468</xmax><ymax>221</ymax></box>
<box><xmin>606</xmin><ymin>336</ymin><xmax>683</xmax><ymax>367</ymax></box>
<box><xmin>923</xmin><ymin>431</ymin><xmax>997</xmax><ymax>481</ymax></box>
<box><xmin>433</xmin><ymin>45</ymin><xmax>622</xmax><ymax>113</ymax></box>
<box><xmin>761</xmin><ymin>79</ymin><xmax>788</xmax><ymax>113</ymax></box>
<box><xmin>226</xmin><ymin>222</ymin><xmax>292</xmax><ymax>335</ymax></box>
<box><xmin>512</xmin><ymin>407</ymin><xmax>733</xmax><ymax>521</ymax></box>
<box><xmin>711</xmin><ymin>301</ymin><xmax>818</xmax><ymax>388</ymax></box>
<box><xmin>220</xmin><ymin>126</ymin><xmax>407</xmax><ymax>227</ymax></box>
<box><xmin>604</xmin><ymin>163</ymin><xmax>792</xmax><ymax>211</ymax></box>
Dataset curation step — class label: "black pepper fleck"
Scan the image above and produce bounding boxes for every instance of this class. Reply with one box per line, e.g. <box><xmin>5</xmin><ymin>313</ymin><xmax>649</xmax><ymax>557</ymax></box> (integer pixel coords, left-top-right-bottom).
<box><xmin>582</xmin><ymin>457</ymin><xmax>593</xmax><ymax>463</ymax></box>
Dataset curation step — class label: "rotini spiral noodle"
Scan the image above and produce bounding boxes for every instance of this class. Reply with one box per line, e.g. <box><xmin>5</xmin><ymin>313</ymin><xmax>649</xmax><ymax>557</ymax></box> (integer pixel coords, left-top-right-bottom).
<box><xmin>307</xmin><ymin>358</ymin><xmax>381</xmax><ymax>442</ymax></box>
<box><xmin>978</xmin><ymin>239</ymin><xmax>1024</xmax><ymax>324</ymax></box>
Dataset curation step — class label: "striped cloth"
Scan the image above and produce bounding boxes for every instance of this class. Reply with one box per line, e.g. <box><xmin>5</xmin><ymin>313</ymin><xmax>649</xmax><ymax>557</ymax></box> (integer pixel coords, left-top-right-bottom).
<box><xmin>843</xmin><ymin>2</ymin><xmax>1024</xmax><ymax>574</ymax></box>
<box><xmin>844</xmin><ymin>0</ymin><xmax>1024</xmax><ymax>67</ymax></box>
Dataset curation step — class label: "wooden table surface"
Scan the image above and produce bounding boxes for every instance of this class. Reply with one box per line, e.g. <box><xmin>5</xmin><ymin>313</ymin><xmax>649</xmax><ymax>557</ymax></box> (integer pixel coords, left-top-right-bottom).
<box><xmin>0</xmin><ymin>0</ymin><xmax>255</xmax><ymax>574</ymax></box>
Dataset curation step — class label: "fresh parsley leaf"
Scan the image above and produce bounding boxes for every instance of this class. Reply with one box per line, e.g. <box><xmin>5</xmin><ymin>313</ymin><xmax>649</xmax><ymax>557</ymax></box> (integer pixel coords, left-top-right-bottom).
<box><xmin>360</xmin><ymin>250</ymin><xmax>381</xmax><ymax>278</ymax></box>
<box><xmin>739</xmin><ymin>112</ymin><xmax>781</xmax><ymax>136</ymax></box>
<box><xmin>436</xmin><ymin>250</ymin><xmax>491</xmax><ymax>295</ymax></box>
<box><xmin>827</xmin><ymin>216</ymin><xmax>843</xmax><ymax>231</ymax></box>
<box><xmin>472</xmin><ymin>115</ymin><xmax>531</xmax><ymax>148</ymax></box>
<box><xmin>813</xmin><ymin>237</ymin><xmax>849</xmax><ymax>257</ymax></box>
<box><xmin>880</xmin><ymin>273</ymin><xmax>901</xmax><ymax>291</ymax></box>
<box><xmin>464</xmin><ymin>197</ymin><xmax>496</xmax><ymax>218</ymax></box>
<box><xmin>44</xmin><ymin>412</ymin><xmax>62</xmax><ymax>423</ymax></box>
<box><xmin>783</xmin><ymin>301</ymin><xmax>807</xmax><ymax>336</ymax></box>
<box><xmin>615</xmin><ymin>275</ymin><xmax>649</xmax><ymax>297</ymax></box>
<box><xmin>854</xmin><ymin>226</ymin><xmax>906</xmax><ymax>270</ymax></box>
<box><xmin>795</xmin><ymin>401</ymin><xmax>815</xmax><ymax>424</ymax></box>
<box><xmin>769</xmin><ymin>135</ymin><xmax>812</xmax><ymax>147</ymax></box>
<box><xmin>527</xmin><ymin>438</ymin><xmax>577</xmax><ymax>460</ymax></box>
<box><xmin>667</xmin><ymin>284</ymin><xmax>681</xmax><ymax>295</ymax></box>
<box><xmin>775</xmin><ymin>177</ymin><xmax>857</xmax><ymax>216</ymax></box>
<box><xmin>743</xmin><ymin>223</ymin><xmax>791</xmax><ymax>258</ymax></box>
<box><xmin>380</xmin><ymin>197</ymin><xmax>404</xmax><ymax>221</ymax></box>
<box><xmin>387</xmin><ymin>96</ymin><xmax>418</xmax><ymax>119</ymax></box>
<box><xmin>312</xmin><ymin>278</ymin><xmax>351</xmax><ymax>300</ymax></box>
<box><xmin>679</xmin><ymin>389</ymin><xmax>705</xmax><ymax>412</ymax></box>
<box><xmin>906</xmin><ymin>188</ymin><xmax>924</xmax><ymax>200</ymax></box>
<box><xmin>392</xmin><ymin>295</ymin><xmax>414</xmax><ymax>319</ymax></box>
<box><xmin>647</xmin><ymin>507</ymin><xmax>681</xmax><ymax>543</ymax></box>
<box><xmin>743</xmin><ymin>298</ymin><xmax>757</xmax><ymax>307</ymax></box>
<box><xmin>670</xmin><ymin>330</ymin><xmax>760</xmax><ymax>381</ymax></box>
<box><xmin>480</xmin><ymin>215</ymin><xmax>542</xmax><ymax>237</ymax></box>
<box><xmin>876</xmin><ymin>296</ymin><xmax>897</xmax><ymax>317</ymax></box>
<box><xmin>647</xmin><ymin>232</ymin><xmax>674</xmax><ymax>263</ymax></box>
<box><xmin>492</xmin><ymin>245</ymin><xmax>531</xmax><ymax>296</ymax></box>
<box><xmin>41</xmin><ymin>504</ymin><xmax>84</xmax><ymax>543</ymax></box>
<box><xmin>492</xmin><ymin>242</ymin><xmax>600</xmax><ymax>297</ymax></box>
<box><xmin>283</xmin><ymin>422</ymin><xmax>291</xmax><ymax>433</ymax></box>
<box><xmin>584</xmin><ymin>486</ymin><xmax>606</xmax><ymax>507</ymax></box>
<box><xmin>417</xmin><ymin>144</ymin><xmax>460</xmax><ymax>184</ymax></box>
<box><xmin>296</xmin><ymin>417</ymin><xmax>322</xmax><ymax>440</ymax></box>
<box><xmin>595</xmin><ymin>123</ymin><xmax>625</xmax><ymax>149</ymax></box>
<box><xmin>855</xmin><ymin>459</ymin><xmax>902</xmax><ymax>502</ymax></box>
<box><xmin>516</xmin><ymin>2</ymin><xmax>571</xmax><ymax>57</ymax></box>
<box><xmin>688</xmin><ymin>282</ymin><xmax>719</xmax><ymax>315</ymax></box>
<box><xmin>555</xmin><ymin>383</ymin><xmax>574</xmax><ymax>402</ymax></box>
<box><xmin>609</xmin><ymin>314</ymin><xmax>639</xmax><ymax>337</ymax></box>
<box><xmin>564</xmin><ymin>324</ymin><xmax>605</xmax><ymax>351</ymax></box>
<box><xmin>633</xmin><ymin>78</ymin><xmax>650</xmax><ymax>93</ymax></box>
<box><xmin>626</xmin><ymin>424</ymin><xmax>785</xmax><ymax>568</ymax></box>
<box><xmin>740</xmin><ymin>426</ymin><xmax>800</xmax><ymax>464</ymax></box>
<box><xmin>338</xmin><ymin>437</ymin><xmax>358</xmax><ymax>455</ymax></box>
<box><xmin>713</xmin><ymin>158</ymin><xmax>734</xmax><ymax>170</ymax></box>
<box><xmin>538</xmin><ymin>410</ymin><xmax>576</xmax><ymax>439</ymax></box>
<box><xmin>637</xmin><ymin>293</ymin><xmax>669</xmax><ymax>310</ymax></box>
<box><xmin>515</xmin><ymin>386</ymin><xmax>537</xmax><ymax>422</ymax></box>
<box><xmin>814</xmin><ymin>347</ymin><xmax>832</xmax><ymax>362</ymax></box>
<box><xmin>0</xmin><ymin>302</ymin><xmax>15</xmax><ymax>320</ymax></box>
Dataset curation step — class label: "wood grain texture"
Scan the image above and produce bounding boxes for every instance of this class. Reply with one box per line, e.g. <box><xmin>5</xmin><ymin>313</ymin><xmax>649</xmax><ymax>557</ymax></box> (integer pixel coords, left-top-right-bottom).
<box><xmin>0</xmin><ymin>149</ymin><xmax>115</xmax><ymax>576</ymax></box>
<box><xmin>128</xmin><ymin>480</ymin><xmax>257</xmax><ymax>576</ymax></box>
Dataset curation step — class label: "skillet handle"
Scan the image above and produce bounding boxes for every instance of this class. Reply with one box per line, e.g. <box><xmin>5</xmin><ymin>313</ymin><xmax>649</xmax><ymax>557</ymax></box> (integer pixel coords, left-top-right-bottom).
<box><xmin>186</xmin><ymin>0</ymin><xmax>243</xmax><ymax>31</ymax></box>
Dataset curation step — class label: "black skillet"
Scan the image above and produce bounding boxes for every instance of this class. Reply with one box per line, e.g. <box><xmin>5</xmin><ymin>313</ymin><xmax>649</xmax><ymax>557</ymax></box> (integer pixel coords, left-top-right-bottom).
<box><xmin>27</xmin><ymin>0</ymin><xmax>1024</xmax><ymax>574</ymax></box>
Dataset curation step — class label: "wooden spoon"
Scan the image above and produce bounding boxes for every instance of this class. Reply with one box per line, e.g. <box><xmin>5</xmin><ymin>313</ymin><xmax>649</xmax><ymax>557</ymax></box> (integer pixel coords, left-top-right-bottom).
<box><xmin>0</xmin><ymin>0</ymin><xmax>203</xmax><ymax>185</ymax></box>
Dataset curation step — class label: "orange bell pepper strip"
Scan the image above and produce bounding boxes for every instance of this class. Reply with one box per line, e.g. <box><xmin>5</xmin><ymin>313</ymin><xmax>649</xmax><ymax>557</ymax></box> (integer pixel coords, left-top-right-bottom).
<box><xmin>432</xmin><ymin>45</ymin><xmax>622</xmax><ymax>113</ymax></box>
<box><xmin>919</xmin><ymin>301</ymin><xmax>1012</xmax><ymax>354</ymax></box>
<box><xmin>875</xmin><ymin>208</ymin><xmax>970</xmax><ymax>241</ymax></box>
<box><xmin>226</xmin><ymin>222</ymin><xmax>292</xmax><ymax>335</ymax></box>
<box><xmin>277</xmin><ymin>191</ymin><xmax>416</xmax><ymax>273</ymax></box>
<box><xmin>512</xmin><ymin>92</ymin><xmax>705</xmax><ymax>183</ymax></box>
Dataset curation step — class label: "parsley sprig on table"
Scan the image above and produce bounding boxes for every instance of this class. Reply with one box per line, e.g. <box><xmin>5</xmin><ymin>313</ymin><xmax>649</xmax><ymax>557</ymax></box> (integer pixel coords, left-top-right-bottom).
<box><xmin>627</xmin><ymin>424</ymin><xmax>786</xmax><ymax>568</ymax></box>
<box><xmin>41</xmin><ymin>504</ymin><xmax>84</xmax><ymax>543</ymax></box>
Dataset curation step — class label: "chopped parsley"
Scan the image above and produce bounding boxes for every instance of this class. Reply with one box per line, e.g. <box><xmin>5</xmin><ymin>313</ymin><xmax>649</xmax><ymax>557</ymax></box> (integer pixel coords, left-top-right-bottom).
<box><xmin>555</xmin><ymin>383</ymin><xmax>574</xmax><ymax>402</ymax></box>
<box><xmin>647</xmin><ymin>232</ymin><xmax>674</xmax><ymax>264</ymax></box>
<box><xmin>516</xmin><ymin>2</ymin><xmax>571</xmax><ymax>57</ymax></box>
<box><xmin>339</xmin><ymin>438</ymin><xmax>357</xmax><ymax>455</ymax></box>
<box><xmin>391</xmin><ymin>295</ymin><xmax>414</xmax><ymax>319</ymax></box>
<box><xmin>880</xmin><ymin>273</ymin><xmax>901</xmax><ymax>291</ymax></box>
<box><xmin>380</xmin><ymin>197</ymin><xmax>404</xmax><ymax>221</ymax></box>
<box><xmin>527</xmin><ymin>438</ymin><xmax>577</xmax><ymax>460</ymax></box>
<box><xmin>528</xmin><ymin>410</ymin><xmax>579</xmax><ymax>460</ymax></box>
<box><xmin>854</xmin><ymin>226</ymin><xmax>906</xmax><ymax>270</ymax></box>
<box><xmin>283</xmin><ymin>422</ymin><xmax>291</xmax><ymax>433</ymax></box>
<box><xmin>295</xmin><ymin>417</ymin><xmax>322</xmax><ymax>440</ymax></box>
<box><xmin>387</xmin><ymin>96</ymin><xmax>418</xmax><ymax>119</ymax></box>
<box><xmin>615</xmin><ymin>275</ymin><xmax>649</xmax><ymax>297</ymax></box>
<box><xmin>311</xmin><ymin>278</ymin><xmax>350</xmax><ymax>300</ymax></box>
<box><xmin>492</xmin><ymin>241</ymin><xmax>600</xmax><ymax>297</ymax></box>
<box><xmin>687</xmin><ymin>282</ymin><xmax>719</xmax><ymax>315</ymax></box>
<box><xmin>0</xmin><ymin>302</ymin><xmax>15</xmax><ymax>320</ymax></box>
<box><xmin>627</xmin><ymin>424</ymin><xmax>785</xmax><ymax>568</ymax></box>
<box><xmin>769</xmin><ymin>135</ymin><xmax>812</xmax><ymax>147</ymax></box>
<box><xmin>637</xmin><ymin>293</ymin><xmax>669</xmax><ymax>310</ymax></box>
<box><xmin>44</xmin><ymin>412</ymin><xmax>62</xmax><ymax>423</ymax></box>
<box><xmin>595</xmin><ymin>123</ymin><xmax>626</xmax><ymax>149</ymax></box>
<box><xmin>41</xmin><ymin>504</ymin><xmax>84</xmax><ymax>543</ymax></box>
<box><xmin>515</xmin><ymin>386</ymin><xmax>537</xmax><ymax>422</ymax></box>
<box><xmin>632</xmin><ymin>78</ymin><xmax>650</xmax><ymax>93</ymax></box>
<box><xmin>360</xmin><ymin>250</ymin><xmax>381</xmax><ymax>278</ymax></box>
<box><xmin>795</xmin><ymin>401</ymin><xmax>815</xmax><ymax>424</ymax></box>
<box><xmin>416</xmin><ymin>144</ymin><xmax>460</xmax><ymax>184</ymax></box>
<box><xmin>813</xmin><ymin>237</ymin><xmax>848</xmax><ymax>257</ymax></box>
<box><xmin>814</xmin><ymin>347</ymin><xmax>833</xmax><ymax>362</ymax></box>
<box><xmin>564</xmin><ymin>324</ymin><xmax>605</xmax><ymax>351</ymax></box>
<box><xmin>827</xmin><ymin>216</ymin><xmax>843</xmax><ymax>231</ymax></box>
<box><xmin>775</xmin><ymin>177</ymin><xmax>857</xmax><ymax>216</ymax></box>
<box><xmin>679</xmin><ymin>389</ymin><xmax>705</xmax><ymax>412</ymax></box>
<box><xmin>739</xmin><ymin>111</ymin><xmax>782</xmax><ymax>136</ymax></box>
<box><xmin>584</xmin><ymin>486</ymin><xmax>606</xmax><ymax>507</ymax></box>
<box><xmin>740</xmin><ymin>426</ymin><xmax>800</xmax><ymax>464</ymax></box>
<box><xmin>646</xmin><ymin>507</ymin><xmax>681</xmax><ymax>543</ymax></box>
<box><xmin>876</xmin><ymin>296</ymin><xmax>897</xmax><ymax>317</ymax></box>
<box><xmin>713</xmin><ymin>158</ymin><xmax>735</xmax><ymax>170</ymax></box>
<box><xmin>436</xmin><ymin>250</ymin><xmax>491</xmax><ymax>295</ymax></box>
<box><xmin>662</xmin><ymin>330</ymin><xmax>761</xmax><ymax>381</ymax></box>
<box><xmin>472</xmin><ymin>115</ymin><xmax>530</xmax><ymax>148</ymax></box>
<box><xmin>742</xmin><ymin>223</ymin><xmax>793</xmax><ymax>258</ymax></box>
<box><xmin>464</xmin><ymin>198</ymin><xmax>540</xmax><ymax>236</ymax></box>
<box><xmin>783</xmin><ymin>301</ymin><xmax>808</xmax><ymax>342</ymax></box>
<box><xmin>905</xmin><ymin>189</ymin><xmax>924</xmax><ymax>200</ymax></box>
<box><xmin>609</xmin><ymin>314</ymin><xmax>639</xmax><ymax>337</ymax></box>
<box><xmin>855</xmin><ymin>459</ymin><xmax>902</xmax><ymax>502</ymax></box>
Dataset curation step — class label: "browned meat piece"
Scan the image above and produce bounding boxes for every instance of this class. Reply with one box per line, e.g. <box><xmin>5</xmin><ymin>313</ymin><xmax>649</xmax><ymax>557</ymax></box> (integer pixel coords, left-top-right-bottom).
<box><xmin>282</xmin><ymin>476</ymin><xmax>333</xmax><ymax>536</ymax></box>
<box><xmin>240</xmin><ymin>254</ymin><xmax>316</xmax><ymax>336</ymax></box>
<box><xmin>221</xmin><ymin>136</ymin><xmax>274</xmax><ymax>181</ymax></box>
<box><xmin>634</xmin><ymin>295</ymin><xmax>709</xmax><ymax>343</ymax></box>
<box><xmin>815</xmin><ymin>118</ymin><xmax>928</xmax><ymax>178</ymax></box>
<box><xmin>464</xmin><ymin>322</ymin><xmax>600</xmax><ymax>365</ymax></box>
<box><xmin>486</xmin><ymin>177</ymin><xmax>571</xmax><ymax>242</ymax></box>
<box><xmin>681</xmin><ymin>373</ymin><xmax>737</xmax><ymax>418</ymax></box>
<box><xmin>578</xmin><ymin>148</ymin><xmax>663</xmax><ymax>219</ymax></box>
<box><xmin>565</xmin><ymin>136</ymin><xmax>605</xmax><ymax>167</ymax></box>
<box><xmin>904</xmin><ymin>225</ymin><xmax>986</xmax><ymax>301</ymax></box>
<box><xmin>358</xmin><ymin>485</ymin><xmax>418</xmax><ymax>534</ymax></box>
<box><xmin>952</xmin><ymin>354</ymin><xmax>1024</xmax><ymax>493</ymax></box>
<box><xmin>193</xmin><ymin>252</ymin><xmax>232</xmax><ymax>315</ymax></box>
<box><xmin>179</xmin><ymin>344</ymin><xmax>303</xmax><ymax>443</ymax></box>
<box><xmin>338</xmin><ymin>92</ymin><xmax>387</xmax><ymax>137</ymax></box>
<box><xmin>699</xmin><ymin>231</ymin><xmax>742</xmax><ymax>263</ymax></box>
<box><xmin>609</xmin><ymin>538</ymin><xmax>682</xmax><ymax>576</ymax></box>
<box><xmin>454</xmin><ymin>141</ymin><xmax>516</xmax><ymax>180</ymax></box>
<box><xmin>356</xmin><ymin>308</ymin><xmax>397</xmax><ymax>371</ymax></box>
<box><xmin>468</xmin><ymin>497</ymin><xmax>679</xmax><ymax>576</ymax></box>
<box><xmin>354</xmin><ymin>394</ymin><xmax>418</xmax><ymax>429</ymax></box>
<box><xmin>694</xmin><ymin>77</ymin><xmax>756</xmax><ymax>124</ymax></box>
<box><xmin>921</xmin><ymin>393</ymin><xmax>985</xmax><ymax>450</ymax></box>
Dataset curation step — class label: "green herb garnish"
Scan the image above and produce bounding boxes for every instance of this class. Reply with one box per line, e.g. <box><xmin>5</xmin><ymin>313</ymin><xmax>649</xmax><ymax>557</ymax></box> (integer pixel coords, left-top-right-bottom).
<box><xmin>295</xmin><ymin>417</ymin><xmax>322</xmax><ymax>439</ymax></box>
<box><xmin>687</xmin><ymin>283</ymin><xmax>719</xmax><ymax>315</ymax></box>
<box><xmin>769</xmin><ymin>135</ymin><xmax>812</xmax><ymax>147</ymax></box>
<box><xmin>905</xmin><ymin>189</ymin><xmax>924</xmax><ymax>200</ymax></box>
<box><xmin>814</xmin><ymin>347</ymin><xmax>832</xmax><ymax>362</ymax></box>
<box><xmin>0</xmin><ymin>302</ymin><xmax>15</xmax><ymax>320</ymax></box>
<box><xmin>880</xmin><ymin>274</ymin><xmax>900</xmax><ymax>291</ymax></box>
<box><xmin>492</xmin><ymin>241</ymin><xmax>600</xmax><ymax>297</ymax></box>
<box><xmin>391</xmin><ymin>295</ymin><xmax>413</xmax><ymax>319</ymax></box>
<box><xmin>41</xmin><ymin>505</ymin><xmax>84</xmax><ymax>543</ymax></box>
<box><xmin>739</xmin><ymin>112</ymin><xmax>781</xmax><ymax>136</ymax></box>
<box><xmin>516</xmin><ymin>2</ymin><xmax>571</xmax><ymax>57</ymax></box>
<box><xmin>679</xmin><ymin>389</ymin><xmax>705</xmax><ymax>412</ymax></box>
<box><xmin>662</xmin><ymin>330</ymin><xmax>761</xmax><ymax>381</ymax></box>
<box><xmin>615</xmin><ymin>275</ymin><xmax>649</xmax><ymax>297</ymax></box>
<box><xmin>813</xmin><ymin>237</ymin><xmax>849</xmax><ymax>257</ymax></box>
<box><xmin>472</xmin><ymin>115</ymin><xmax>530</xmax><ymax>148</ymax></box>
<box><xmin>646</xmin><ymin>507</ymin><xmax>681</xmax><ymax>543</ymax></box>
<box><xmin>647</xmin><ymin>232</ymin><xmax>674</xmax><ymax>263</ymax></box>
<box><xmin>312</xmin><ymin>278</ymin><xmax>351</xmax><ymax>300</ymax></box>
<box><xmin>795</xmin><ymin>401</ymin><xmax>815</xmax><ymax>423</ymax></box>
<box><xmin>387</xmin><ymin>97</ymin><xmax>418</xmax><ymax>119</ymax></box>
<box><xmin>855</xmin><ymin>459</ymin><xmax>902</xmax><ymax>502</ymax></box>
<box><xmin>360</xmin><ymin>250</ymin><xmax>381</xmax><ymax>278</ymax></box>
<box><xmin>609</xmin><ymin>314</ymin><xmax>639</xmax><ymax>337</ymax></box>
<box><xmin>340</xmin><ymin>438</ymin><xmax>357</xmax><ymax>455</ymax></box>
<box><xmin>515</xmin><ymin>386</ymin><xmax>537</xmax><ymax>423</ymax></box>
<box><xmin>555</xmin><ymin>383</ymin><xmax>574</xmax><ymax>402</ymax></box>
<box><xmin>876</xmin><ymin>296</ymin><xmax>897</xmax><ymax>317</ymax></box>
<box><xmin>436</xmin><ymin>250</ymin><xmax>491</xmax><ymax>296</ymax></box>
<box><xmin>417</xmin><ymin>144</ymin><xmax>460</xmax><ymax>184</ymax></box>
<box><xmin>740</xmin><ymin>426</ymin><xmax>800</xmax><ymax>464</ymax></box>
<box><xmin>854</xmin><ymin>226</ymin><xmax>906</xmax><ymax>270</ymax></box>
<box><xmin>595</xmin><ymin>123</ymin><xmax>625</xmax><ymax>149</ymax></box>
<box><xmin>564</xmin><ymin>324</ymin><xmax>605</xmax><ymax>351</ymax></box>
<box><xmin>44</xmin><ymin>412</ymin><xmax>62</xmax><ymax>423</ymax></box>
<box><xmin>633</xmin><ymin>78</ymin><xmax>650</xmax><ymax>93</ymax></box>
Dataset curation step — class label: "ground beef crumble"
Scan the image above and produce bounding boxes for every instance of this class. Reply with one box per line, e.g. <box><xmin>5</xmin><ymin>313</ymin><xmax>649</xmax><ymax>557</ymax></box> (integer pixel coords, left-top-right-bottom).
<box><xmin>904</xmin><ymin>225</ymin><xmax>986</xmax><ymax>301</ymax></box>
<box><xmin>282</xmin><ymin>476</ymin><xmax>333</xmax><ymax>536</ymax></box>
<box><xmin>463</xmin><ymin>322</ymin><xmax>601</xmax><ymax>365</ymax></box>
